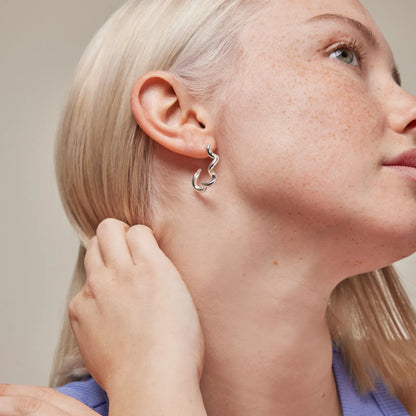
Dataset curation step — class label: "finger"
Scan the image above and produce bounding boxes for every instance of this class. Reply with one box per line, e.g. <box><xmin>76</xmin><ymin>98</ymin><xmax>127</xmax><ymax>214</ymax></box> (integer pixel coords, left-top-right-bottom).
<box><xmin>125</xmin><ymin>225</ymin><xmax>164</xmax><ymax>266</ymax></box>
<box><xmin>96</xmin><ymin>218</ymin><xmax>132</xmax><ymax>268</ymax></box>
<box><xmin>0</xmin><ymin>385</ymin><xmax>98</xmax><ymax>416</ymax></box>
<box><xmin>0</xmin><ymin>395</ymin><xmax>70</xmax><ymax>416</ymax></box>
<box><xmin>0</xmin><ymin>396</ymin><xmax>54</xmax><ymax>416</ymax></box>
<box><xmin>84</xmin><ymin>236</ymin><xmax>104</xmax><ymax>275</ymax></box>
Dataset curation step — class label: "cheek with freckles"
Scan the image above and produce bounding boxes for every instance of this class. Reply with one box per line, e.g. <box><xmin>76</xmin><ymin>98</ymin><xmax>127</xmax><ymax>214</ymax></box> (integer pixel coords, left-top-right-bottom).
<box><xmin>288</xmin><ymin>70</ymin><xmax>382</xmax><ymax>181</ymax></box>
<box><xmin>224</xmin><ymin>55</ymin><xmax>383</xmax><ymax>214</ymax></box>
<box><xmin>214</xmin><ymin>2</ymin><xmax>416</xmax><ymax>269</ymax></box>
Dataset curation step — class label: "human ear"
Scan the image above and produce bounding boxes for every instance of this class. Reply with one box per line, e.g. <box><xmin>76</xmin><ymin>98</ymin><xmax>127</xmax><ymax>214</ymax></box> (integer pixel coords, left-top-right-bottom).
<box><xmin>130</xmin><ymin>71</ymin><xmax>216</xmax><ymax>158</ymax></box>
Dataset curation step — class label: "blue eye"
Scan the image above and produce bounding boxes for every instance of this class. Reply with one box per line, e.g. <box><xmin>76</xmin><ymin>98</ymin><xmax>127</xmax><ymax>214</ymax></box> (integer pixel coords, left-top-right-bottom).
<box><xmin>329</xmin><ymin>47</ymin><xmax>359</xmax><ymax>66</ymax></box>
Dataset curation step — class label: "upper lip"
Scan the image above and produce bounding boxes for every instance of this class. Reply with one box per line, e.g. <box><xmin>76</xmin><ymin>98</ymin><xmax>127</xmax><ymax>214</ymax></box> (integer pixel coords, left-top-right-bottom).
<box><xmin>383</xmin><ymin>148</ymin><xmax>416</xmax><ymax>168</ymax></box>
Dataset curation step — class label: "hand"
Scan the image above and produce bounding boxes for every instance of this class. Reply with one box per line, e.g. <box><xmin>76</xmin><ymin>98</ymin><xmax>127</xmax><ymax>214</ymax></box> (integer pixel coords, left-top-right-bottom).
<box><xmin>0</xmin><ymin>384</ymin><xmax>99</xmax><ymax>416</ymax></box>
<box><xmin>69</xmin><ymin>219</ymin><xmax>206</xmax><ymax>402</ymax></box>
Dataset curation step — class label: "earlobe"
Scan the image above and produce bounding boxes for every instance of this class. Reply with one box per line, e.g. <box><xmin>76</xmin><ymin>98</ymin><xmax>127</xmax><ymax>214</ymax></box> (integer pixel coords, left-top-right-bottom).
<box><xmin>130</xmin><ymin>71</ymin><xmax>216</xmax><ymax>158</ymax></box>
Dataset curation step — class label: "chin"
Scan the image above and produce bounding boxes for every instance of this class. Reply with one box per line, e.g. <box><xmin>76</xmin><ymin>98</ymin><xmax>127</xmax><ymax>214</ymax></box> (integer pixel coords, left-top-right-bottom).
<box><xmin>353</xmin><ymin>237</ymin><xmax>416</xmax><ymax>276</ymax></box>
<box><xmin>331</xmin><ymin>224</ymin><xmax>416</xmax><ymax>278</ymax></box>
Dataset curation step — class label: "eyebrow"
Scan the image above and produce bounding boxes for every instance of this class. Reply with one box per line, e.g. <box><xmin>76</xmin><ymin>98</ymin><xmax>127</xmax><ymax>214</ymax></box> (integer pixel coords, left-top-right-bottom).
<box><xmin>307</xmin><ymin>13</ymin><xmax>401</xmax><ymax>86</ymax></box>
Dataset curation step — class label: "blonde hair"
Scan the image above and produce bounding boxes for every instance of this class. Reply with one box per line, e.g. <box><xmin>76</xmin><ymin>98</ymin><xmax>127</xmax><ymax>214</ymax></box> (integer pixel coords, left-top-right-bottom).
<box><xmin>51</xmin><ymin>0</ymin><xmax>416</xmax><ymax>397</ymax></box>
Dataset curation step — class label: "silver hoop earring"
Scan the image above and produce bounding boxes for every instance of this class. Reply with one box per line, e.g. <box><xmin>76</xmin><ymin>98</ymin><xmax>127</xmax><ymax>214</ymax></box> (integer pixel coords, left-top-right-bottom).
<box><xmin>192</xmin><ymin>145</ymin><xmax>219</xmax><ymax>193</ymax></box>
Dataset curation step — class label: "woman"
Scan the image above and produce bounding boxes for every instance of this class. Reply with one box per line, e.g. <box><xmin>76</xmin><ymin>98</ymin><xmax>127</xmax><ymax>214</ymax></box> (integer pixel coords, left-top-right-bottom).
<box><xmin>1</xmin><ymin>0</ymin><xmax>416</xmax><ymax>415</ymax></box>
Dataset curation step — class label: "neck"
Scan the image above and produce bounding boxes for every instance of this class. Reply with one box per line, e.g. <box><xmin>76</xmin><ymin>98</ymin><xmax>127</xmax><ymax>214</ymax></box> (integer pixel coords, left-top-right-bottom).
<box><xmin>196</xmin><ymin>275</ymin><xmax>340</xmax><ymax>416</ymax></box>
<box><xmin>155</xmin><ymin>196</ymin><xmax>344</xmax><ymax>416</ymax></box>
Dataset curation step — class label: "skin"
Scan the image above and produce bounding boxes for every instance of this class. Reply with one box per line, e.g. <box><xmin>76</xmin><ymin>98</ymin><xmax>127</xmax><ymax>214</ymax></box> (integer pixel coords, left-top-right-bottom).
<box><xmin>144</xmin><ymin>0</ymin><xmax>416</xmax><ymax>414</ymax></box>
<box><xmin>0</xmin><ymin>224</ymin><xmax>208</xmax><ymax>416</ymax></box>
<box><xmin>1</xmin><ymin>0</ymin><xmax>416</xmax><ymax>415</ymax></box>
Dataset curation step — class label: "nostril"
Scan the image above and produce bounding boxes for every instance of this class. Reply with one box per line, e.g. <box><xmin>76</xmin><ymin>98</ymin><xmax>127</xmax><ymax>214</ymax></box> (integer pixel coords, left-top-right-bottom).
<box><xmin>406</xmin><ymin>120</ymin><xmax>416</xmax><ymax>131</ymax></box>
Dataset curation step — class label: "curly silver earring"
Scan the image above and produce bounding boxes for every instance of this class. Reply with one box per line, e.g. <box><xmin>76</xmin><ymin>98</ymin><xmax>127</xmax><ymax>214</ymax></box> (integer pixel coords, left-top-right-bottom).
<box><xmin>192</xmin><ymin>145</ymin><xmax>219</xmax><ymax>193</ymax></box>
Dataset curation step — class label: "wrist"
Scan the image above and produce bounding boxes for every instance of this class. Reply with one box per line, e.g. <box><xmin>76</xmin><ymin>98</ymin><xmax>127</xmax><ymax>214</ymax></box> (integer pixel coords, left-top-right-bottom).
<box><xmin>108</xmin><ymin>373</ymin><xmax>207</xmax><ymax>416</ymax></box>
<box><xmin>106</xmin><ymin>357</ymin><xmax>201</xmax><ymax>392</ymax></box>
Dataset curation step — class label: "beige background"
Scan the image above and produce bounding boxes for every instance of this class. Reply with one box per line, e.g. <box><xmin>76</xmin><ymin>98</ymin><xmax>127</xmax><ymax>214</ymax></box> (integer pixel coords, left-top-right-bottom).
<box><xmin>0</xmin><ymin>1</ymin><xmax>415</xmax><ymax>386</ymax></box>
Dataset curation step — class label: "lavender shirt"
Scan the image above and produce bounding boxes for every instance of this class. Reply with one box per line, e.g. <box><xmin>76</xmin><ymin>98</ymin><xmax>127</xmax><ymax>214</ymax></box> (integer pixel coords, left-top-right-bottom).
<box><xmin>56</xmin><ymin>349</ymin><xmax>410</xmax><ymax>416</ymax></box>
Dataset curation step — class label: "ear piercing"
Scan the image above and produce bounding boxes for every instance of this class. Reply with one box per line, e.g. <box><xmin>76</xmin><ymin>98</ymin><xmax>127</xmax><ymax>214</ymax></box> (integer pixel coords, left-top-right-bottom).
<box><xmin>192</xmin><ymin>145</ymin><xmax>219</xmax><ymax>192</ymax></box>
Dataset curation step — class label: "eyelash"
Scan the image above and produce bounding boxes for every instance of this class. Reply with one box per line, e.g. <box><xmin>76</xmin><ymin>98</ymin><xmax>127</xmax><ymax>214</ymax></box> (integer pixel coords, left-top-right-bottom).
<box><xmin>327</xmin><ymin>39</ymin><xmax>367</xmax><ymax>68</ymax></box>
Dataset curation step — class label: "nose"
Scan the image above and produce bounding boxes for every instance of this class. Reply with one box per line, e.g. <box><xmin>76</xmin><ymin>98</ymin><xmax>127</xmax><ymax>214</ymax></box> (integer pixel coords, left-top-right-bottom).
<box><xmin>385</xmin><ymin>84</ymin><xmax>416</xmax><ymax>137</ymax></box>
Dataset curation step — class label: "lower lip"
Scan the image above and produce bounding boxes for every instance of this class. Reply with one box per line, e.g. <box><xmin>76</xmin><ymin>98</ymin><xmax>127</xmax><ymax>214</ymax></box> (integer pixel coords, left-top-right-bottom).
<box><xmin>384</xmin><ymin>165</ymin><xmax>416</xmax><ymax>182</ymax></box>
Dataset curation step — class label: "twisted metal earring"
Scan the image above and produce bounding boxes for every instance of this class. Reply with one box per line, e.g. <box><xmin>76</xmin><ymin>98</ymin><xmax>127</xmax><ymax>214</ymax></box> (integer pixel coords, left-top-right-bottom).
<box><xmin>192</xmin><ymin>145</ymin><xmax>219</xmax><ymax>193</ymax></box>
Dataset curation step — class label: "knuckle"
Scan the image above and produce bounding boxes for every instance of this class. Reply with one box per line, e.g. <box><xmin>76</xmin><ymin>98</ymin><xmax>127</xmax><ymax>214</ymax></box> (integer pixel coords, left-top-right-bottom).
<box><xmin>68</xmin><ymin>285</ymin><xmax>94</xmax><ymax>322</ymax></box>
<box><xmin>34</xmin><ymin>386</ymin><xmax>56</xmax><ymax>401</ymax></box>
<box><xmin>127</xmin><ymin>225</ymin><xmax>155</xmax><ymax>246</ymax></box>
<box><xmin>96</xmin><ymin>218</ymin><xmax>127</xmax><ymax>235</ymax></box>
<box><xmin>96</xmin><ymin>218</ymin><xmax>116</xmax><ymax>236</ymax></box>
<box><xmin>83</xmin><ymin>280</ymin><xmax>96</xmax><ymax>299</ymax></box>
<box><xmin>85</xmin><ymin>270</ymin><xmax>101</xmax><ymax>295</ymax></box>
<box><xmin>15</xmin><ymin>397</ymin><xmax>42</xmax><ymax>415</ymax></box>
<box><xmin>68</xmin><ymin>296</ymin><xmax>79</xmax><ymax>322</ymax></box>
<box><xmin>130</xmin><ymin>224</ymin><xmax>153</xmax><ymax>235</ymax></box>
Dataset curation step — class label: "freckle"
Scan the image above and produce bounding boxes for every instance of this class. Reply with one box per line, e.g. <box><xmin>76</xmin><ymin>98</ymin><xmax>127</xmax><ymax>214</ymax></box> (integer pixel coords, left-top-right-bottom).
<box><xmin>273</xmin><ymin>261</ymin><xmax>279</xmax><ymax>266</ymax></box>
<box><xmin>242</xmin><ymin>273</ymin><xmax>247</xmax><ymax>277</ymax></box>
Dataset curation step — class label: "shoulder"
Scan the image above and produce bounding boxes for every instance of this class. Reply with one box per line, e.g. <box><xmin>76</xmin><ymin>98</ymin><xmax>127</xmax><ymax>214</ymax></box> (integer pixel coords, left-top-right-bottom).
<box><xmin>56</xmin><ymin>378</ymin><xmax>109</xmax><ymax>416</ymax></box>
